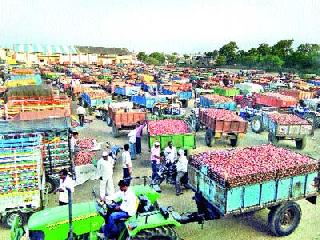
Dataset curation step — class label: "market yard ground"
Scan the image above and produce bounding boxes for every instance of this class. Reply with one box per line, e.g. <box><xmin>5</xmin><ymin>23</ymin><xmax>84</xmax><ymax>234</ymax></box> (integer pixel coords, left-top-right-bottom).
<box><xmin>1</xmin><ymin>111</ymin><xmax>320</xmax><ymax>240</ymax></box>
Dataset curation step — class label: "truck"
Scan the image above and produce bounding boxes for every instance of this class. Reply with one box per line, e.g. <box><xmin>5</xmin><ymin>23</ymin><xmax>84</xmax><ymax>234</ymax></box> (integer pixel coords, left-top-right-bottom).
<box><xmin>199</xmin><ymin>109</ymin><xmax>248</xmax><ymax>147</ymax></box>
<box><xmin>251</xmin><ymin>111</ymin><xmax>313</xmax><ymax>149</ymax></box>
<box><xmin>181</xmin><ymin>146</ymin><xmax>320</xmax><ymax>237</ymax></box>
<box><xmin>0</xmin><ymin>132</ymin><xmax>44</xmax><ymax>228</ymax></box>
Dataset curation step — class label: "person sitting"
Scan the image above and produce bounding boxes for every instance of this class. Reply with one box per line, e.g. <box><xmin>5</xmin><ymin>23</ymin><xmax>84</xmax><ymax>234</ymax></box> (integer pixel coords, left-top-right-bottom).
<box><xmin>104</xmin><ymin>180</ymin><xmax>137</xmax><ymax>239</ymax></box>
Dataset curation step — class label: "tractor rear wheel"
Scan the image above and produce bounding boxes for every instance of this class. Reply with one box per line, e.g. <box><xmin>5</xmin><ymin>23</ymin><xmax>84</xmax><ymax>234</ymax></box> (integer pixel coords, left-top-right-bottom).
<box><xmin>251</xmin><ymin>116</ymin><xmax>263</xmax><ymax>133</ymax></box>
<box><xmin>131</xmin><ymin>226</ymin><xmax>179</xmax><ymax>240</ymax></box>
<box><xmin>295</xmin><ymin>138</ymin><xmax>306</xmax><ymax>150</ymax></box>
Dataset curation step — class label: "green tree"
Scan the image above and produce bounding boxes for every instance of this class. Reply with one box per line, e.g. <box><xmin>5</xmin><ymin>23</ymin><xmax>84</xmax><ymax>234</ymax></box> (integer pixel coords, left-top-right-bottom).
<box><xmin>218</xmin><ymin>41</ymin><xmax>238</xmax><ymax>64</ymax></box>
<box><xmin>271</xmin><ymin>40</ymin><xmax>294</xmax><ymax>59</ymax></box>
<box><xmin>145</xmin><ymin>56</ymin><xmax>160</xmax><ymax>65</ymax></box>
<box><xmin>167</xmin><ymin>54</ymin><xmax>177</xmax><ymax>64</ymax></box>
<box><xmin>257</xmin><ymin>43</ymin><xmax>271</xmax><ymax>56</ymax></box>
<box><xmin>149</xmin><ymin>52</ymin><xmax>166</xmax><ymax>64</ymax></box>
<box><xmin>260</xmin><ymin>55</ymin><xmax>284</xmax><ymax>70</ymax></box>
<box><xmin>215</xmin><ymin>55</ymin><xmax>227</xmax><ymax>66</ymax></box>
<box><xmin>137</xmin><ymin>52</ymin><xmax>147</xmax><ymax>62</ymax></box>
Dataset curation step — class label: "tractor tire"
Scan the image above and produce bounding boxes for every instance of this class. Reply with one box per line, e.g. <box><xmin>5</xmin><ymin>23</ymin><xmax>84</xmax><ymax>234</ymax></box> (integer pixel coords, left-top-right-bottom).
<box><xmin>268</xmin><ymin>132</ymin><xmax>278</xmax><ymax>145</ymax></box>
<box><xmin>181</xmin><ymin>100</ymin><xmax>188</xmax><ymax>108</ymax></box>
<box><xmin>106</xmin><ymin>116</ymin><xmax>113</xmax><ymax>126</ymax></box>
<box><xmin>230</xmin><ymin>135</ymin><xmax>238</xmax><ymax>147</ymax></box>
<box><xmin>3</xmin><ymin>211</ymin><xmax>27</xmax><ymax>229</ymax></box>
<box><xmin>45</xmin><ymin>177</ymin><xmax>59</xmax><ymax>194</ymax></box>
<box><xmin>295</xmin><ymin>138</ymin><xmax>306</xmax><ymax>150</ymax></box>
<box><xmin>268</xmin><ymin>202</ymin><xmax>301</xmax><ymax>237</ymax></box>
<box><xmin>205</xmin><ymin>129</ymin><xmax>213</xmax><ymax>147</ymax></box>
<box><xmin>131</xmin><ymin>226</ymin><xmax>180</xmax><ymax>240</ymax></box>
<box><xmin>112</xmin><ymin>124</ymin><xmax>120</xmax><ymax>138</ymax></box>
<box><xmin>251</xmin><ymin>116</ymin><xmax>263</xmax><ymax>133</ymax></box>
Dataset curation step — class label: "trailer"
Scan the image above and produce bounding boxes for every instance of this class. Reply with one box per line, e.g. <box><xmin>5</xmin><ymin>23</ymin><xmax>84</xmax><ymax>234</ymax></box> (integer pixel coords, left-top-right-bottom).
<box><xmin>161</xmin><ymin>88</ymin><xmax>192</xmax><ymax>108</ymax></box>
<box><xmin>199</xmin><ymin>94</ymin><xmax>236</xmax><ymax>111</ymax></box>
<box><xmin>251</xmin><ymin>111</ymin><xmax>313</xmax><ymax>149</ymax></box>
<box><xmin>182</xmin><ymin>146</ymin><xmax>320</xmax><ymax>237</ymax></box>
<box><xmin>131</xmin><ymin>95</ymin><xmax>168</xmax><ymax>109</ymax></box>
<box><xmin>199</xmin><ymin>109</ymin><xmax>248</xmax><ymax>147</ymax></box>
<box><xmin>0</xmin><ymin>132</ymin><xmax>44</xmax><ymax>228</ymax></box>
<box><xmin>108</xmin><ymin>107</ymin><xmax>147</xmax><ymax>137</ymax></box>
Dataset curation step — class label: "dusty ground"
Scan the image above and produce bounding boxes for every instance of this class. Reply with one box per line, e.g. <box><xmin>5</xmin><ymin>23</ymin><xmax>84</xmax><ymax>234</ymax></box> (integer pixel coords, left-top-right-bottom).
<box><xmin>1</xmin><ymin>114</ymin><xmax>320</xmax><ymax>240</ymax></box>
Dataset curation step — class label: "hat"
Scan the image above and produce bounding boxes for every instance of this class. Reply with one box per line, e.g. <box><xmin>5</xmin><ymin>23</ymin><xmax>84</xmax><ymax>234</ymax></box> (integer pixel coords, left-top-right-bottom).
<box><xmin>102</xmin><ymin>151</ymin><xmax>109</xmax><ymax>157</ymax></box>
<box><xmin>155</xmin><ymin>142</ymin><xmax>160</xmax><ymax>146</ymax></box>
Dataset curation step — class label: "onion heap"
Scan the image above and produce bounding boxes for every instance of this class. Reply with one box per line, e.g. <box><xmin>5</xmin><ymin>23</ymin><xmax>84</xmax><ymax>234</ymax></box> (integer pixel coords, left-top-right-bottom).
<box><xmin>148</xmin><ymin>119</ymin><xmax>189</xmax><ymax>136</ymax></box>
<box><xmin>190</xmin><ymin>144</ymin><xmax>318</xmax><ymax>188</ymax></box>
<box><xmin>267</xmin><ymin>112</ymin><xmax>309</xmax><ymax>125</ymax></box>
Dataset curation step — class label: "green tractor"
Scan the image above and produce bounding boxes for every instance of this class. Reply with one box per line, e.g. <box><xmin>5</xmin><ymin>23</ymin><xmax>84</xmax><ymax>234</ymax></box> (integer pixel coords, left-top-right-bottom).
<box><xmin>11</xmin><ymin>184</ymin><xmax>181</xmax><ymax>240</ymax></box>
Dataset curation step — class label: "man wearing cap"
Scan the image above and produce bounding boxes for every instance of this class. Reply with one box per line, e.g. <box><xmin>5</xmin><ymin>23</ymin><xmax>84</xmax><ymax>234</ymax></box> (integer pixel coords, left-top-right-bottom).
<box><xmin>104</xmin><ymin>180</ymin><xmax>137</xmax><ymax>239</ymax></box>
<box><xmin>175</xmin><ymin>149</ymin><xmax>188</xmax><ymax>196</ymax></box>
<box><xmin>150</xmin><ymin>142</ymin><xmax>161</xmax><ymax>181</ymax></box>
<box><xmin>164</xmin><ymin>141</ymin><xmax>177</xmax><ymax>164</ymax></box>
<box><xmin>97</xmin><ymin>151</ymin><xmax>115</xmax><ymax>200</ymax></box>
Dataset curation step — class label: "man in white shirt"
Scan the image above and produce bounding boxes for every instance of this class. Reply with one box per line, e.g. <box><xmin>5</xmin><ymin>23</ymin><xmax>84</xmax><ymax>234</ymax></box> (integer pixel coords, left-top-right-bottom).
<box><xmin>97</xmin><ymin>151</ymin><xmax>115</xmax><ymax>200</ymax></box>
<box><xmin>164</xmin><ymin>141</ymin><xmax>177</xmax><ymax>164</ymax></box>
<box><xmin>128</xmin><ymin>129</ymin><xmax>136</xmax><ymax>160</ymax></box>
<box><xmin>55</xmin><ymin>169</ymin><xmax>74</xmax><ymax>205</ymax></box>
<box><xmin>76</xmin><ymin>104</ymin><xmax>86</xmax><ymax>127</ymax></box>
<box><xmin>104</xmin><ymin>180</ymin><xmax>137</xmax><ymax>239</ymax></box>
<box><xmin>175</xmin><ymin>149</ymin><xmax>188</xmax><ymax>196</ymax></box>
<box><xmin>122</xmin><ymin>144</ymin><xmax>132</xmax><ymax>180</ymax></box>
<box><xmin>70</xmin><ymin>131</ymin><xmax>79</xmax><ymax>154</ymax></box>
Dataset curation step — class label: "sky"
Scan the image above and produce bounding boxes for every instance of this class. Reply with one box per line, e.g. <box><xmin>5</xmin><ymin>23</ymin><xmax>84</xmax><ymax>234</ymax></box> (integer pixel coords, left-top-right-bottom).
<box><xmin>0</xmin><ymin>0</ymin><xmax>320</xmax><ymax>54</ymax></box>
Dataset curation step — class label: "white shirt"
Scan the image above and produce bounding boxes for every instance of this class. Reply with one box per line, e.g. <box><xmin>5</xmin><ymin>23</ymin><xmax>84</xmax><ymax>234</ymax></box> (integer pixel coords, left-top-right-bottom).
<box><xmin>176</xmin><ymin>156</ymin><xmax>188</xmax><ymax>172</ymax></box>
<box><xmin>122</xmin><ymin>151</ymin><xmax>132</xmax><ymax>168</ymax></box>
<box><xmin>70</xmin><ymin>136</ymin><xmax>77</xmax><ymax>153</ymax></box>
<box><xmin>76</xmin><ymin>106</ymin><xmax>86</xmax><ymax>115</ymax></box>
<box><xmin>164</xmin><ymin>146</ymin><xmax>177</xmax><ymax>163</ymax></box>
<box><xmin>128</xmin><ymin>130</ymin><xmax>136</xmax><ymax>144</ymax></box>
<box><xmin>107</xmin><ymin>187</ymin><xmax>137</xmax><ymax>216</ymax></box>
<box><xmin>97</xmin><ymin>157</ymin><xmax>114</xmax><ymax>180</ymax></box>
<box><xmin>58</xmin><ymin>176</ymin><xmax>75</xmax><ymax>203</ymax></box>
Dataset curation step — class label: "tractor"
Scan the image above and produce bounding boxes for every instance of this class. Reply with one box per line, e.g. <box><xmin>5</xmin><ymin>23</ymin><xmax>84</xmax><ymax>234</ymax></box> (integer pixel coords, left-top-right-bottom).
<box><xmin>11</xmin><ymin>182</ymin><xmax>181</xmax><ymax>240</ymax></box>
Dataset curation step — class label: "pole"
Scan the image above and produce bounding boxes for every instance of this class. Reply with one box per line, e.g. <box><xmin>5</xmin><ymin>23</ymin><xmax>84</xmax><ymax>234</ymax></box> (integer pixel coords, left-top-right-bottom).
<box><xmin>67</xmin><ymin>188</ymin><xmax>73</xmax><ymax>240</ymax></box>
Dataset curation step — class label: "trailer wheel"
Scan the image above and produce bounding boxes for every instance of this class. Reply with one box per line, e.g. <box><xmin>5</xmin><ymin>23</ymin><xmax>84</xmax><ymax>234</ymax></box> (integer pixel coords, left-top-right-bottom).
<box><xmin>131</xmin><ymin>226</ymin><xmax>179</xmax><ymax>240</ymax></box>
<box><xmin>295</xmin><ymin>138</ymin><xmax>306</xmax><ymax>150</ymax></box>
<box><xmin>45</xmin><ymin>177</ymin><xmax>58</xmax><ymax>194</ymax></box>
<box><xmin>3</xmin><ymin>211</ymin><xmax>27</xmax><ymax>229</ymax></box>
<box><xmin>268</xmin><ymin>132</ymin><xmax>278</xmax><ymax>144</ymax></box>
<box><xmin>251</xmin><ymin>116</ymin><xmax>263</xmax><ymax>133</ymax></box>
<box><xmin>205</xmin><ymin>129</ymin><xmax>213</xmax><ymax>147</ymax></box>
<box><xmin>230</xmin><ymin>135</ymin><xmax>238</xmax><ymax>147</ymax></box>
<box><xmin>106</xmin><ymin>116</ymin><xmax>112</xmax><ymax>126</ymax></box>
<box><xmin>112</xmin><ymin>124</ymin><xmax>120</xmax><ymax>138</ymax></box>
<box><xmin>268</xmin><ymin>202</ymin><xmax>301</xmax><ymax>237</ymax></box>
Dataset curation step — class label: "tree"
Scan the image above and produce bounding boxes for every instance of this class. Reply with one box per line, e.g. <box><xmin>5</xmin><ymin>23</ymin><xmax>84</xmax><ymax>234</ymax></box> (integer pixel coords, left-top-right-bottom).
<box><xmin>137</xmin><ymin>52</ymin><xmax>147</xmax><ymax>62</ymax></box>
<box><xmin>167</xmin><ymin>54</ymin><xmax>177</xmax><ymax>64</ymax></box>
<box><xmin>260</xmin><ymin>55</ymin><xmax>284</xmax><ymax>70</ymax></box>
<box><xmin>271</xmin><ymin>40</ymin><xmax>294</xmax><ymax>59</ymax></box>
<box><xmin>149</xmin><ymin>52</ymin><xmax>165</xmax><ymax>64</ymax></box>
<box><xmin>145</xmin><ymin>56</ymin><xmax>160</xmax><ymax>65</ymax></box>
<box><xmin>257</xmin><ymin>43</ymin><xmax>271</xmax><ymax>56</ymax></box>
<box><xmin>218</xmin><ymin>41</ymin><xmax>238</xmax><ymax>64</ymax></box>
<box><xmin>204</xmin><ymin>50</ymin><xmax>218</xmax><ymax>59</ymax></box>
<box><xmin>215</xmin><ymin>55</ymin><xmax>227</xmax><ymax>66</ymax></box>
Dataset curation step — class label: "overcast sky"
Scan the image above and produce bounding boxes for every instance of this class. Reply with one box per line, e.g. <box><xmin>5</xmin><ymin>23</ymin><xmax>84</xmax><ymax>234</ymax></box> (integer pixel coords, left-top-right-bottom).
<box><xmin>0</xmin><ymin>0</ymin><xmax>319</xmax><ymax>54</ymax></box>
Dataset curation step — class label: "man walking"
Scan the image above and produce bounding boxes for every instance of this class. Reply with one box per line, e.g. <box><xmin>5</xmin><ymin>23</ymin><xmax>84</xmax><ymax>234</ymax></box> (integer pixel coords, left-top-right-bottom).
<box><xmin>97</xmin><ymin>151</ymin><xmax>115</xmax><ymax>200</ymax></box>
<box><xmin>76</xmin><ymin>104</ymin><xmax>86</xmax><ymax>127</ymax></box>
<box><xmin>175</xmin><ymin>149</ymin><xmax>188</xmax><ymax>196</ymax></box>
<box><xmin>150</xmin><ymin>142</ymin><xmax>161</xmax><ymax>181</ymax></box>
<box><xmin>135</xmin><ymin>121</ymin><xmax>145</xmax><ymax>155</ymax></box>
<box><xmin>128</xmin><ymin>129</ymin><xmax>136</xmax><ymax>160</ymax></box>
<box><xmin>164</xmin><ymin>141</ymin><xmax>177</xmax><ymax>164</ymax></box>
<box><xmin>122</xmin><ymin>144</ymin><xmax>132</xmax><ymax>180</ymax></box>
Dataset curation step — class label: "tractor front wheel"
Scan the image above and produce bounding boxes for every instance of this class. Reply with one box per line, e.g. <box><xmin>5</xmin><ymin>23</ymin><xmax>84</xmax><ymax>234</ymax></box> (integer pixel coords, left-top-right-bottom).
<box><xmin>131</xmin><ymin>226</ymin><xmax>180</xmax><ymax>240</ymax></box>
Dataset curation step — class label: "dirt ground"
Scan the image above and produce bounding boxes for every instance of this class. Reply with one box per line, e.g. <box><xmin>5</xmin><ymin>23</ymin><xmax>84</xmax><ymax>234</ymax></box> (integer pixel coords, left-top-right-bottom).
<box><xmin>1</xmin><ymin>113</ymin><xmax>320</xmax><ymax>240</ymax></box>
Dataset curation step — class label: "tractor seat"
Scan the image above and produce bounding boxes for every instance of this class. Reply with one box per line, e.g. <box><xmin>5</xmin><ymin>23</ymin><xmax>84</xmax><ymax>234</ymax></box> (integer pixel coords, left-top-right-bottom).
<box><xmin>116</xmin><ymin>198</ymin><xmax>140</xmax><ymax>222</ymax></box>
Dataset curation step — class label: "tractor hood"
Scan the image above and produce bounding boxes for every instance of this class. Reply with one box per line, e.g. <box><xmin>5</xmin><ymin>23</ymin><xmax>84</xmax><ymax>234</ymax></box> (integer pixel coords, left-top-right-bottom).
<box><xmin>28</xmin><ymin>201</ymin><xmax>97</xmax><ymax>230</ymax></box>
<box><xmin>131</xmin><ymin>185</ymin><xmax>160</xmax><ymax>204</ymax></box>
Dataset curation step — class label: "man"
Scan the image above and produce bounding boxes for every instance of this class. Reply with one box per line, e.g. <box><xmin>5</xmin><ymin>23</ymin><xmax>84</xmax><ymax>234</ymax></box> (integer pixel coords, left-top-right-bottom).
<box><xmin>150</xmin><ymin>142</ymin><xmax>161</xmax><ymax>181</ymax></box>
<box><xmin>164</xmin><ymin>141</ymin><xmax>177</xmax><ymax>164</ymax></box>
<box><xmin>76</xmin><ymin>104</ymin><xmax>86</xmax><ymax>127</ymax></box>
<box><xmin>55</xmin><ymin>169</ymin><xmax>74</xmax><ymax>205</ymax></box>
<box><xmin>122</xmin><ymin>144</ymin><xmax>132</xmax><ymax>180</ymax></box>
<box><xmin>135</xmin><ymin>121</ymin><xmax>145</xmax><ymax>155</ymax></box>
<box><xmin>97</xmin><ymin>151</ymin><xmax>115</xmax><ymax>200</ymax></box>
<box><xmin>175</xmin><ymin>149</ymin><xmax>188</xmax><ymax>196</ymax></box>
<box><xmin>104</xmin><ymin>180</ymin><xmax>137</xmax><ymax>239</ymax></box>
<box><xmin>128</xmin><ymin>129</ymin><xmax>136</xmax><ymax>160</ymax></box>
<box><xmin>70</xmin><ymin>131</ymin><xmax>79</xmax><ymax>154</ymax></box>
